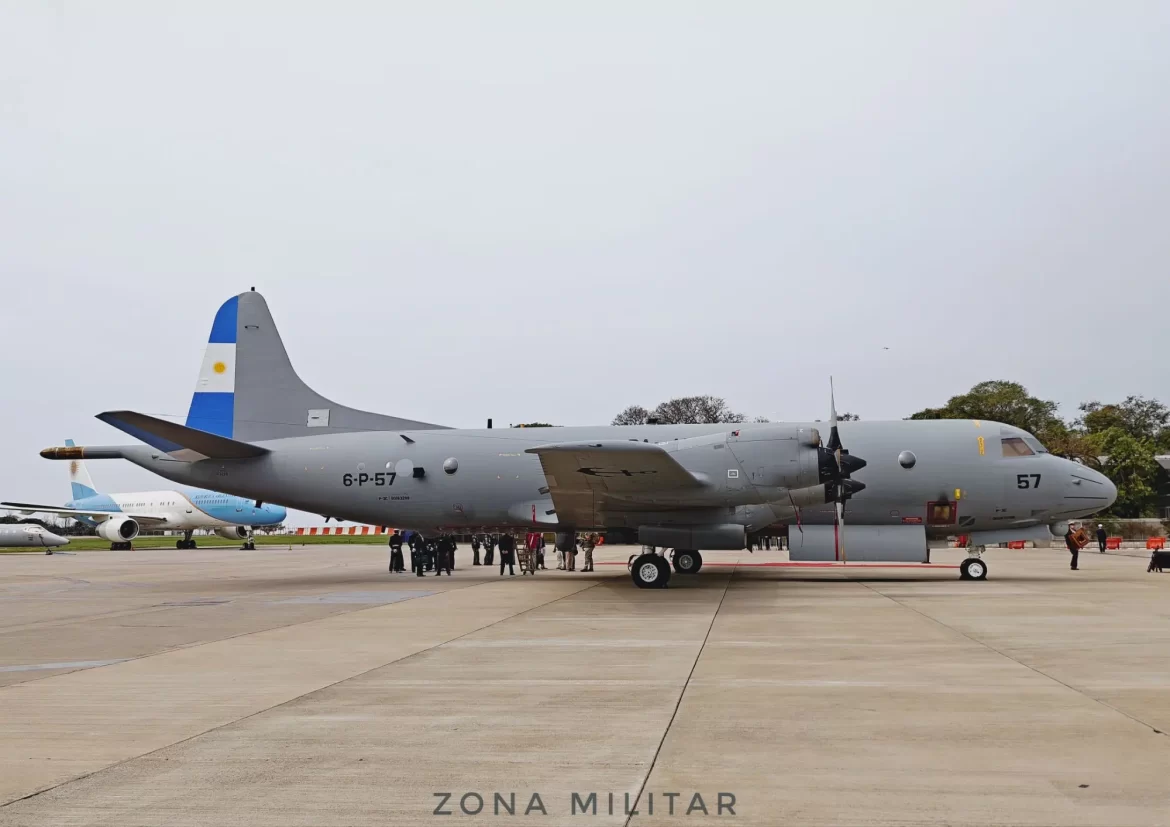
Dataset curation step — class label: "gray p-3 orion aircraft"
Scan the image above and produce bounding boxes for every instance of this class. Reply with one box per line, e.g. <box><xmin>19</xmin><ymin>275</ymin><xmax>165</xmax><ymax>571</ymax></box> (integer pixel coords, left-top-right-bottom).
<box><xmin>41</xmin><ymin>290</ymin><xmax>1116</xmax><ymax>588</ymax></box>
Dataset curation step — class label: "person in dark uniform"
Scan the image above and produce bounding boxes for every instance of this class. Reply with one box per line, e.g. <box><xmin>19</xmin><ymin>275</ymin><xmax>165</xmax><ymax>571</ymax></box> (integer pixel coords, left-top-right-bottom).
<box><xmin>410</xmin><ymin>532</ymin><xmax>426</xmax><ymax>577</ymax></box>
<box><xmin>424</xmin><ymin>538</ymin><xmax>437</xmax><ymax>572</ymax></box>
<box><xmin>1096</xmin><ymin>523</ymin><xmax>1107</xmax><ymax>553</ymax></box>
<box><xmin>537</xmin><ymin>533</ymin><xmax>547</xmax><ymax>570</ymax></box>
<box><xmin>498</xmin><ymin>533</ymin><xmax>516</xmax><ymax>576</ymax></box>
<box><xmin>388</xmin><ymin>531</ymin><xmax>405</xmax><ymax>573</ymax></box>
<box><xmin>1065</xmin><ymin>526</ymin><xmax>1080</xmax><ymax>571</ymax></box>
<box><xmin>434</xmin><ymin>535</ymin><xmax>453</xmax><ymax>576</ymax></box>
<box><xmin>483</xmin><ymin>534</ymin><xmax>496</xmax><ymax>567</ymax></box>
<box><xmin>471</xmin><ymin>534</ymin><xmax>481</xmax><ymax>565</ymax></box>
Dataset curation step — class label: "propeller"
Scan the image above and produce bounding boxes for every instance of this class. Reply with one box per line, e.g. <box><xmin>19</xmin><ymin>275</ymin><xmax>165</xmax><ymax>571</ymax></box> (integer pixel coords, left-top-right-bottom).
<box><xmin>820</xmin><ymin>378</ymin><xmax>867</xmax><ymax>562</ymax></box>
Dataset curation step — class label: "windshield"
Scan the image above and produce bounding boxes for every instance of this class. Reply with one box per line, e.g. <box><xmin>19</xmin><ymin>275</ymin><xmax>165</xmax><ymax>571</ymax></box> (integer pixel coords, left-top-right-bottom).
<box><xmin>1023</xmin><ymin>437</ymin><xmax>1049</xmax><ymax>454</ymax></box>
<box><xmin>1001</xmin><ymin>437</ymin><xmax>1035</xmax><ymax>457</ymax></box>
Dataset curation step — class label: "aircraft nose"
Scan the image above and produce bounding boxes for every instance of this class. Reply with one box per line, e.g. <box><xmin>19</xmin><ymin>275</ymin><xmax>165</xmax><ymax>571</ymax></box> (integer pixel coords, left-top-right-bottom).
<box><xmin>1098</xmin><ymin>471</ymin><xmax>1118</xmax><ymax>509</ymax></box>
<box><xmin>46</xmin><ymin>532</ymin><xmax>69</xmax><ymax>547</ymax></box>
<box><xmin>1064</xmin><ymin>460</ymin><xmax>1117</xmax><ymax>510</ymax></box>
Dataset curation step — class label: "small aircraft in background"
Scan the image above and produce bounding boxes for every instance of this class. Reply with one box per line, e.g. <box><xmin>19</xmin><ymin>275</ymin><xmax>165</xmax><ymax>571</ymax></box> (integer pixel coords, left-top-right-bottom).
<box><xmin>4</xmin><ymin>440</ymin><xmax>286</xmax><ymax>549</ymax></box>
<box><xmin>0</xmin><ymin>523</ymin><xmax>69</xmax><ymax>551</ymax></box>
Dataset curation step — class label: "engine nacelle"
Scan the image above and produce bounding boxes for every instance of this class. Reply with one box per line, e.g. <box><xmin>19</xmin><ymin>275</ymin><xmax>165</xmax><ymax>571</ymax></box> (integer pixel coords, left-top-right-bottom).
<box><xmin>96</xmin><ymin>517</ymin><xmax>139</xmax><ymax>542</ymax></box>
<box><xmin>214</xmin><ymin>526</ymin><xmax>249</xmax><ymax>541</ymax></box>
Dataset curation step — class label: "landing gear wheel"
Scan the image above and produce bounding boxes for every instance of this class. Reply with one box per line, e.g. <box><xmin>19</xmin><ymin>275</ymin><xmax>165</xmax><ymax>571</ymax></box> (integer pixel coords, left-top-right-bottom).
<box><xmin>176</xmin><ymin>540</ymin><xmax>184</xmax><ymax>549</ymax></box>
<box><xmin>631</xmin><ymin>553</ymin><xmax>671</xmax><ymax>589</ymax></box>
<box><xmin>960</xmin><ymin>558</ymin><xmax>988</xmax><ymax>580</ymax></box>
<box><xmin>672</xmin><ymin>549</ymin><xmax>702</xmax><ymax>575</ymax></box>
<box><xmin>244</xmin><ymin>541</ymin><xmax>255</xmax><ymax>550</ymax></box>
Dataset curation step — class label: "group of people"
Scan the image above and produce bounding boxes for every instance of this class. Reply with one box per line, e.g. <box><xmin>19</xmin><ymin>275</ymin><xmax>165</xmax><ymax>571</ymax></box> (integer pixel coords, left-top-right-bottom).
<box><xmin>389</xmin><ymin>531</ymin><xmax>602</xmax><ymax>576</ymax></box>
<box><xmin>387</xmin><ymin>531</ymin><xmax>458</xmax><ymax>577</ymax></box>
<box><xmin>556</xmin><ymin>532</ymin><xmax>598</xmax><ymax>572</ymax></box>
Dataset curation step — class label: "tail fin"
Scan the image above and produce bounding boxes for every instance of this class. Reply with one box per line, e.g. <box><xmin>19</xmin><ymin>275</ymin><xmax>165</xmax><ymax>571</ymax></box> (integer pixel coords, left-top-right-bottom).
<box><xmin>64</xmin><ymin>439</ymin><xmax>98</xmax><ymax>500</ymax></box>
<box><xmin>184</xmin><ymin>290</ymin><xmax>446</xmax><ymax>442</ymax></box>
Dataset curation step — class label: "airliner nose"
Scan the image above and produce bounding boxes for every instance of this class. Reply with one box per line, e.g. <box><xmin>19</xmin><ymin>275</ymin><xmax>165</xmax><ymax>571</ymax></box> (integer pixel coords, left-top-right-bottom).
<box><xmin>45</xmin><ymin>532</ymin><xmax>69</xmax><ymax>547</ymax></box>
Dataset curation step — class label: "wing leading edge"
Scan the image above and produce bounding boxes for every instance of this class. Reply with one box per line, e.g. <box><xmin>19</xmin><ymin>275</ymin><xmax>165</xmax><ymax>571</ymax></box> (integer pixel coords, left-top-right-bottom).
<box><xmin>0</xmin><ymin>502</ymin><xmax>169</xmax><ymax>524</ymax></box>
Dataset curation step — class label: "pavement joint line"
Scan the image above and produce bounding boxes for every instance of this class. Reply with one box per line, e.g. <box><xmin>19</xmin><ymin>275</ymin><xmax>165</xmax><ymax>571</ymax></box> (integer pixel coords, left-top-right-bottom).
<box><xmin>858</xmin><ymin>580</ymin><xmax>1170</xmax><ymax>739</ymax></box>
<box><xmin>0</xmin><ymin>576</ymin><xmax>599</xmax><ymax>809</ymax></box>
<box><xmin>623</xmin><ymin>564</ymin><xmax>737</xmax><ymax>827</ymax></box>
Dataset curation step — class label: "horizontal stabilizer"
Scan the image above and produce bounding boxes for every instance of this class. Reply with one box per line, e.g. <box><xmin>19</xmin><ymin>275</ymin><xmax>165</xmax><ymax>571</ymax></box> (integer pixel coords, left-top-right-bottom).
<box><xmin>96</xmin><ymin>411</ymin><xmax>269</xmax><ymax>461</ymax></box>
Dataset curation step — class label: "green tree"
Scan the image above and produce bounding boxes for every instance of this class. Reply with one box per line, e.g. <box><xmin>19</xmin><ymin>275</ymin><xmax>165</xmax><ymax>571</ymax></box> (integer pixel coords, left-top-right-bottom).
<box><xmin>908</xmin><ymin>381</ymin><xmax>1065</xmax><ymax>445</ymax></box>
<box><xmin>1079</xmin><ymin>396</ymin><xmax>1170</xmax><ymax>450</ymax></box>
<box><xmin>612</xmin><ymin>397</ymin><xmax>746</xmax><ymax>426</ymax></box>
<box><xmin>612</xmin><ymin>405</ymin><xmax>650</xmax><ymax>426</ymax></box>
<box><xmin>652</xmin><ymin>396</ymin><xmax>745</xmax><ymax>425</ymax></box>
<box><xmin>1086</xmin><ymin>427</ymin><xmax>1161</xmax><ymax>517</ymax></box>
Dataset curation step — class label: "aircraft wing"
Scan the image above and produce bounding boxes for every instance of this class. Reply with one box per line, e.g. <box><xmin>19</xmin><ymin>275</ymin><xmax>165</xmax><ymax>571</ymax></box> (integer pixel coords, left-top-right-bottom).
<box><xmin>0</xmin><ymin>502</ymin><xmax>169</xmax><ymax>525</ymax></box>
<box><xmin>524</xmin><ymin>441</ymin><xmax>704</xmax><ymax>526</ymax></box>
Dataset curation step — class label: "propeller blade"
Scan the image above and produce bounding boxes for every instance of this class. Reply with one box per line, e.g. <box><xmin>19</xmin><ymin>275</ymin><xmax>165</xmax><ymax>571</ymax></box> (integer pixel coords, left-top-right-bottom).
<box><xmin>826</xmin><ymin>377</ymin><xmax>842</xmax><ymax>455</ymax></box>
<box><xmin>838</xmin><ymin>453</ymin><xmax>867</xmax><ymax>476</ymax></box>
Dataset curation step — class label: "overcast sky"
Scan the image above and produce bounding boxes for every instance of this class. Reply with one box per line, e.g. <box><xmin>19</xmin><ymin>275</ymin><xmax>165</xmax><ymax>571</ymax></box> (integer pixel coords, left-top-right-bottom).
<box><xmin>2</xmin><ymin>2</ymin><xmax>1167</xmax><ymax>523</ymax></box>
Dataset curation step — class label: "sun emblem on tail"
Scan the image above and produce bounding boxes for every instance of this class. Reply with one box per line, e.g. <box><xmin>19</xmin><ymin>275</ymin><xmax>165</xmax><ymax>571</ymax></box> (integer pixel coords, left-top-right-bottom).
<box><xmin>213</xmin><ymin>361</ymin><xmax>227</xmax><ymax>374</ymax></box>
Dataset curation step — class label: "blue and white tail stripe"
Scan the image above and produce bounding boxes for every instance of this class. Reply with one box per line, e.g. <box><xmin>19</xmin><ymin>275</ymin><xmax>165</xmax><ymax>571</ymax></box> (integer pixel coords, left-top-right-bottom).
<box><xmin>65</xmin><ymin>439</ymin><xmax>98</xmax><ymax>500</ymax></box>
<box><xmin>185</xmin><ymin>295</ymin><xmax>237</xmax><ymax>437</ymax></box>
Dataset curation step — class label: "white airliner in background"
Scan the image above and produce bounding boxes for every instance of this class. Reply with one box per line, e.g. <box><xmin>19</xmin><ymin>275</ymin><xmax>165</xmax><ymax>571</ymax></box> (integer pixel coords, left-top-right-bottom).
<box><xmin>2</xmin><ymin>441</ymin><xmax>286</xmax><ymax>550</ymax></box>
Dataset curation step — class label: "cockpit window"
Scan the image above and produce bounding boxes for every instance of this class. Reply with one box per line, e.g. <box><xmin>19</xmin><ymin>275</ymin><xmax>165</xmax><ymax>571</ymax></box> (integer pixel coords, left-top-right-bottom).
<box><xmin>1001</xmin><ymin>437</ymin><xmax>1035</xmax><ymax>457</ymax></box>
<box><xmin>1023</xmin><ymin>437</ymin><xmax>1049</xmax><ymax>454</ymax></box>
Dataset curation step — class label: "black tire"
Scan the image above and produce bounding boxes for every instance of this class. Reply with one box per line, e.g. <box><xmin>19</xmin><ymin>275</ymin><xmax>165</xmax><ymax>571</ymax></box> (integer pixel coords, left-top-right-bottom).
<box><xmin>176</xmin><ymin>540</ymin><xmax>184</xmax><ymax>549</ymax></box>
<box><xmin>652</xmin><ymin>555</ymin><xmax>671</xmax><ymax>587</ymax></box>
<box><xmin>631</xmin><ymin>554</ymin><xmax>668</xmax><ymax>589</ymax></box>
<box><xmin>673</xmin><ymin>549</ymin><xmax>702</xmax><ymax>575</ymax></box>
<box><xmin>960</xmin><ymin>558</ymin><xmax>988</xmax><ymax>581</ymax></box>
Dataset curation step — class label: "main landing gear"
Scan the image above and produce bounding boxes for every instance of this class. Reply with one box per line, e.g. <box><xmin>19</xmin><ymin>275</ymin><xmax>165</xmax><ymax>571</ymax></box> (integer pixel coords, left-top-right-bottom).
<box><xmin>671</xmin><ymin>549</ymin><xmax>703</xmax><ymax>575</ymax></box>
<box><xmin>176</xmin><ymin>531</ymin><xmax>197</xmax><ymax>550</ymax></box>
<box><xmin>629</xmin><ymin>548</ymin><xmax>707</xmax><ymax>588</ymax></box>
<box><xmin>960</xmin><ymin>546</ymin><xmax>988</xmax><ymax>581</ymax></box>
<box><xmin>630</xmin><ymin>550</ymin><xmax>671</xmax><ymax>589</ymax></box>
<box><xmin>110</xmin><ymin>542</ymin><xmax>132</xmax><ymax>551</ymax></box>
